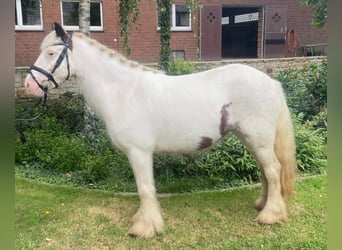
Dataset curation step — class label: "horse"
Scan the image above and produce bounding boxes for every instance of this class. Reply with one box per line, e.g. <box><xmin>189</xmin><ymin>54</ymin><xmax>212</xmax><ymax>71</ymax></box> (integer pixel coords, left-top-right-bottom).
<box><xmin>24</xmin><ymin>23</ymin><xmax>296</xmax><ymax>239</ymax></box>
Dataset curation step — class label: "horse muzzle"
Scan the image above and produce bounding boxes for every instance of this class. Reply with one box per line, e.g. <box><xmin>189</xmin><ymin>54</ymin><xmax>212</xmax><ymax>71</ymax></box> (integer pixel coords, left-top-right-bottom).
<box><xmin>24</xmin><ymin>73</ymin><xmax>47</xmax><ymax>97</ymax></box>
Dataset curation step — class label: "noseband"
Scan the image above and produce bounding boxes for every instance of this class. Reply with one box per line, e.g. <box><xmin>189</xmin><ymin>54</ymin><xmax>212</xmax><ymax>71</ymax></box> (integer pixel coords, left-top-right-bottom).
<box><xmin>28</xmin><ymin>32</ymin><xmax>73</xmax><ymax>101</ymax></box>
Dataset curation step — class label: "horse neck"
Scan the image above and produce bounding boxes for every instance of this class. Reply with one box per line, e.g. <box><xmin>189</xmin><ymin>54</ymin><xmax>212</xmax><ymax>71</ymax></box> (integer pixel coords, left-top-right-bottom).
<box><xmin>71</xmin><ymin>34</ymin><xmax>149</xmax><ymax>96</ymax></box>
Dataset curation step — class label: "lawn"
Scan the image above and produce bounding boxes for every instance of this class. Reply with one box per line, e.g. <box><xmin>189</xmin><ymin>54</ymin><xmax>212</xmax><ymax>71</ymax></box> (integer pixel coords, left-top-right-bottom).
<box><xmin>15</xmin><ymin>175</ymin><xmax>326</xmax><ymax>249</ymax></box>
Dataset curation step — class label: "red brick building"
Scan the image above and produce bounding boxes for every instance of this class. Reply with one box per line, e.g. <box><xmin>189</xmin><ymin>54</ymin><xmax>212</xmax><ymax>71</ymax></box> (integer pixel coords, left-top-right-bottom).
<box><xmin>15</xmin><ymin>0</ymin><xmax>327</xmax><ymax>66</ymax></box>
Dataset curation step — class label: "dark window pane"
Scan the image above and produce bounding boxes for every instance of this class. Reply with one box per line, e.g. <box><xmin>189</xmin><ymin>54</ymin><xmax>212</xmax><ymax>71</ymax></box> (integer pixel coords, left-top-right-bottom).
<box><xmin>175</xmin><ymin>4</ymin><xmax>189</xmax><ymax>27</ymax></box>
<box><xmin>21</xmin><ymin>0</ymin><xmax>41</xmax><ymax>25</ymax></box>
<box><xmin>90</xmin><ymin>2</ymin><xmax>101</xmax><ymax>26</ymax></box>
<box><xmin>15</xmin><ymin>4</ymin><xmax>18</xmax><ymax>25</ymax></box>
<box><xmin>62</xmin><ymin>2</ymin><xmax>79</xmax><ymax>26</ymax></box>
<box><xmin>62</xmin><ymin>2</ymin><xmax>102</xmax><ymax>27</ymax></box>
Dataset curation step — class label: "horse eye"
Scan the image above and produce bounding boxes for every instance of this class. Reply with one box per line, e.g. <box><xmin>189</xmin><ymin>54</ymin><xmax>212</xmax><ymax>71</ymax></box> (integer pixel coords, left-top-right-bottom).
<box><xmin>48</xmin><ymin>52</ymin><xmax>54</xmax><ymax>56</ymax></box>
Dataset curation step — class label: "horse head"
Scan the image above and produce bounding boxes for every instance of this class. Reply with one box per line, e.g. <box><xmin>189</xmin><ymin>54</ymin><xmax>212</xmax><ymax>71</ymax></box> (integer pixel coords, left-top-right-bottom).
<box><xmin>25</xmin><ymin>23</ymin><xmax>74</xmax><ymax>96</ymax></box>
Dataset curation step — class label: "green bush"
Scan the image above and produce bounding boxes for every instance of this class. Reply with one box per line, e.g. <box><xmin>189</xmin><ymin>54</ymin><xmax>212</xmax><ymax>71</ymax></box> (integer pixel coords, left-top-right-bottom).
<box><xmin>44</xmin><ymin>92</ymin><xmax>85</xmax><ymax>133</ymax></box>
<box><xmin>15</xmin><ymin>117</ymin><xmax>87</xmax><ymax>172</ymax></box>
<box><xmin>167</xmin><ymin>59</ymin><xmax>194</xmax><ymax>75</ymax></box>
<box><xmin>276</xmin><ymin>60</ymin><xmax>327</xmax><ymax>120</ymax></box>
<box><xmin>293</xmin><ymin>111</ymin><xmax>327</xmax><ymax>173</ymax></box>
<box><xmin>194</xmin><ymin>135</ymin><xmax>259</xmax><ymax>184</ymax></box>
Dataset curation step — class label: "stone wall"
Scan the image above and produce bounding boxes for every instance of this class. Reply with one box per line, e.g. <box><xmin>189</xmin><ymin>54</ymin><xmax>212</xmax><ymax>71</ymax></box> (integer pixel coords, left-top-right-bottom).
<box><xmin>191</xmin><ymin>56</ymin><xmax>327</xmax><ymax>77</ymax></box>
<box><xmin>15</xmin><ymin>67</ymin><xmax>80</xmax><ymax>102</ymax></box>
<box><xmin>15</xmin><ymin>56</ymin><xmax>326</xmax><ymax>101</ymax></box>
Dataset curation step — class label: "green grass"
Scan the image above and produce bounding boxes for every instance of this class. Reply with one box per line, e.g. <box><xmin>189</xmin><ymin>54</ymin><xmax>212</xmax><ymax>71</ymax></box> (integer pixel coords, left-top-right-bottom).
<box><xmin>15</xmin><ymin>175</ymin><xmax>327</xmax><ymax>249</ymax></box>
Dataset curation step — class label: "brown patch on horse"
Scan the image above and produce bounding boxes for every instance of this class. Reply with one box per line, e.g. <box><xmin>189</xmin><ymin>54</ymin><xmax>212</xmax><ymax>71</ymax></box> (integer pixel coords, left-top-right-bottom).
<box><xmin>220</xmin><ymin>102</ymin><xmax>232</xmax><ymax>136</ymax></box>
<box><xmin>198</xmin><ymin>136</ymin><xmax>213</xmax><ymax>150</ymax></box>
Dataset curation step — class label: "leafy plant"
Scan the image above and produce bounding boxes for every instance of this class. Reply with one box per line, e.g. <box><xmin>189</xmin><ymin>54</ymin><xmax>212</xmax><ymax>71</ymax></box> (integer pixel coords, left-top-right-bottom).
<box><xmin>292</xmin><ymin>112</ymin><xmax>327</xmax><ymax>173</ymax></box>
<box><xmin>167</xmin><ymin>59</ymin><xmax>194</xmax><ymax>75</ymax></box>
<box><xmin>299</xmin><ymin>0</ymin><xmax>327</xmax><ymax>28</ymax></box>
<box><xmin>276</xmin><ymin>60</ymin><xmax>327</xmax><ymax>121</ymax></box>
<box><xmin>44</xmin><ymin>92</ymin><xmax>85</xmax><ymax>133</ymax></box>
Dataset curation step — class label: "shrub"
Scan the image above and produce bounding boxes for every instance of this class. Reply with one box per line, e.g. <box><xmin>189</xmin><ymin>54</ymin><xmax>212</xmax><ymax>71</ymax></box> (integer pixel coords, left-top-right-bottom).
<box><xmin>15</xmin><ymin>117</ymin><xmax>88</xmax><ymax>172</ymax></box>
<box><xmin>194</xmin><ymin>135</ymin><xmax>259</xmax><ymax>184</ymax></box>
<box><xmin>293</xmin><ymin>111</ymin><xmax>327</xmax><ymax>174</ymax></box>
<box><xmin>276</xmin><ymin>60</ymin><xmax>327</xmax><ymax>121</ymax></box>
<box><xmin>44</xmin><ymin>92</ymin><xmax>85</xmax><ymax>133</ymax></box>
<box><xmin>167</xmin><ymin>59</ymin><xmax>194</xmax><ymax>75</ymax></box>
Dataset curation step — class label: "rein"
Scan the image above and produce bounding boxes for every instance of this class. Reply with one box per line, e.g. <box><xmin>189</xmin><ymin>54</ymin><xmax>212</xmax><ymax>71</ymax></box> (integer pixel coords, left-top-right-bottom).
<box><xmin>16</xmin><ymin>32</ymin><xmax>73</xmax><ymax>144</ymax></box>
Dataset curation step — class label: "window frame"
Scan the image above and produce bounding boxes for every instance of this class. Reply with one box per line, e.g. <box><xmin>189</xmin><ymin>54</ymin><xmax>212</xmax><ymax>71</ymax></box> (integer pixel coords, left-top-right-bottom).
<box><xmin>15</xmin><ymin>0</ymin><xmax>43</xmax><ymax>31</ymax></box>
<box><xmin>171</xmin><ymin>4</ymin><xmax>191</xmax><ymax>31</ymax></box>
<box><xmin>157</xmin><ymin>3</ymin><xmax>191</xmax><ymax>32</ymax></box>
<box><xmin>60</xmin><ymin>0</ymin><xmax>104</xmax><ymax>31</ymax></box>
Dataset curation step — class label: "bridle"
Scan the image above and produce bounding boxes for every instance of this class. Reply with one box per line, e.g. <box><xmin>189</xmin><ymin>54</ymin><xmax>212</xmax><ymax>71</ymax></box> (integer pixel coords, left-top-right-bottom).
<box><xmin>16</xmin><ymin>31</ymin><xmax>73</xmax><ymax>144</ymax></box>
<box><xmin>28</xmin><ymin>32</ymin><xmax>73</xmax><ymax>103</ymax></box>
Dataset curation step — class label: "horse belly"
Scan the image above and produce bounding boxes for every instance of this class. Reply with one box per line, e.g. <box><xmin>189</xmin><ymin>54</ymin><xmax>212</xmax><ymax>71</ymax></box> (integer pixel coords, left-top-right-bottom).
<box><xmin>154</xmin><ymin>109</ymin><xmax>225</xmax><ymax>152</ymax></box>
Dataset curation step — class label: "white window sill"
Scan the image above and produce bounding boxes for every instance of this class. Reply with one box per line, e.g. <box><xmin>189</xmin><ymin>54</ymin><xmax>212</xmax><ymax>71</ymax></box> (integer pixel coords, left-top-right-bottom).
<box><xmin>63</xmin><ymin>26</ymin><xmax>104</xmax><ymax>32</ymax></box>
<box><xmin>15</xmin><ymin>26</ymin><xmax>43</xmax><ymax>31</ymax></box>
<box><xmin>157</xmin><ymin>27</ymin><xmax>192</xmax><ymax>32</ymax></box>
<box><xmin>171</xmin><ymin>27</ymin><xmax>192</xmax><ymax>32</ymax></box>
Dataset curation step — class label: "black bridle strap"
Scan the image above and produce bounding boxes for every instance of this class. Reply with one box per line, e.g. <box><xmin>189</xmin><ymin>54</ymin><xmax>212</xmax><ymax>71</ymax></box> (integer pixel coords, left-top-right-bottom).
<box><xmin>50</xmin><ymin>42</ymin><xmax>71</xmax><ymax>77</ymax></box>
<box><xmin>28</xmin><ymin>32</ymin><xmax>73</xmax><ymax>92</ymax></box>
<box><xmin>29</xmin><ymin>65</ymin><xmax>58</xmax><ymax>89</ymax></box>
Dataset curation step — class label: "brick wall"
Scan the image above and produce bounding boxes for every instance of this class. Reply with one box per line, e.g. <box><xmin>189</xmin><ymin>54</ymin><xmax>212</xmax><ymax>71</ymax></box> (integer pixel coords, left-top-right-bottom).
<box><xmin>15</xmin><ymin>0</ymin><xmax>327</xmax><ymax>66</ymax></box>
<box><xmin>15</xmin><ymin>56</ymin><xmax>326</xmax><ymax>102</ymax></box>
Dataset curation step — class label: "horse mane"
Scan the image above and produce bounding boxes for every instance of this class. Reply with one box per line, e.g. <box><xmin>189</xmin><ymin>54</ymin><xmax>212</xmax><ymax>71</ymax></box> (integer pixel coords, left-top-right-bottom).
<box><xmin>40</xmin><ymin>31</ymin><xmax>160</xmax><ymax>74</ymax></box>
<box><xmin>74</xmin><ymin>32</ymin><xmax>161</xmax><ymax>74</ymax></box>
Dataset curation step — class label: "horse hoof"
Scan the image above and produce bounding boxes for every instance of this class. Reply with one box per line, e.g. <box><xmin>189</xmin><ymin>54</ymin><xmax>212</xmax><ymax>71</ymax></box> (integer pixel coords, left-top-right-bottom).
<box><xmin>255</xmin><ymin>209</ymin><xmax>287</xmax><ymax>225</ymax></box>
<box><xmin>128</xmin><ymin>210</ymin><xmax>164</xmax><ymax>238</ymax></box>
<box><xmin>128</xmin><ymin>221</ymin><xmax>162</xmax><ymax>239</ymax></box>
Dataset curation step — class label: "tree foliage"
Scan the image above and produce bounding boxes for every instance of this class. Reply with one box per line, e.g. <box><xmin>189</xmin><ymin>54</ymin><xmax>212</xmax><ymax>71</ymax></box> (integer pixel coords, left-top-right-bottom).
<box><xmin>299</xmin><ymin>0</ymin><xmax>327</xmax><ymax>28</ymax></box>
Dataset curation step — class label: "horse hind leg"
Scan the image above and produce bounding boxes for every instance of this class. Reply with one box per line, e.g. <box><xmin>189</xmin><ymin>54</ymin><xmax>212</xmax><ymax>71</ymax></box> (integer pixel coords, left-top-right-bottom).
<box><xmin>254</xmin><ymin>168</ymin><xmax>267</xmax><ymax>211</ymax></box>
<box><xmin>126</xmin><ymin>148</ymin><xmax>164</xmax><ymax>238</ymax></box>
<box><xmin>253</xmin><ymin>146</ymin><xmax>288</xmax><ymax>224</ymax></box>
<box><xmin>235</xmin><ymin>127</ymin><xmax>287</xmax><ymax>224</ymax></box>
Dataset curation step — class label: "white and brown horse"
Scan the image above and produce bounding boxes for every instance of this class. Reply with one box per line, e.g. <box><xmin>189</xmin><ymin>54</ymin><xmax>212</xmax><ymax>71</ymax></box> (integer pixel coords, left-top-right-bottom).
<box><xmin>25</xmin><ymin>23</ymin><xmax>296</xmax><ymax>238</ymax></box>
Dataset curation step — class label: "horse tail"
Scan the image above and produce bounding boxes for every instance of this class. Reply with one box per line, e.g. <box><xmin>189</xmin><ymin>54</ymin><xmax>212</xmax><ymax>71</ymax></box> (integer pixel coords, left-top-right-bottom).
<box><xmin>274</xmin><ymin>81</ymin><xmax>297</xmax><ymax>200</ymax></box>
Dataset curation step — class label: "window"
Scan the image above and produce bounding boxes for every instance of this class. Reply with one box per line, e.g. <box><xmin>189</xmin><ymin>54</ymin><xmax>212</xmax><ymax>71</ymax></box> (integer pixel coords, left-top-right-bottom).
<box><xmin>174</xmin><ymin>4</ymin><xmax>190</xmax><ymax>28</ymax></box>
<box><xmin>61</xmin><ymin>1</ymin><xmax>103</xmax><ymax>31</ymax></box>
<box><xmin>172</xmin><ymin>4</ymin><xmax>191</xmax><ymax>31</ymax></box>
<box><xmin>221</xmin><ymin>16</ymin><xmax>229</xmax><ymax>25</ymax></box>
<box><xmin>234</xmin><ymin>12</ymin><xmax>259</xmax><ymax>24</ymax></box>
<box><xmin>172</xmin><ymin>50</ymin><xmax>185</xmax><ymax>59</ymax></box>
<box><xmin>15</xmin><ymin>0</ymin><xmax>43</xmax><ymax>30</ymax></box>
<box><xmin>157</xmin><ymin>4</ymin><xmax>191</xmax><ymax>31</ymax></box>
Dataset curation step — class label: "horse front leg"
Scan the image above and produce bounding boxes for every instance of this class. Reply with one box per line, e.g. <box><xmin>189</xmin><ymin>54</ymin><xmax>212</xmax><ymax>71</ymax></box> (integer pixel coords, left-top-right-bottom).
<box><xmin>126</xmin><ymin>148</ymin><xmax>164</xmax><ymax>238</ymax></box>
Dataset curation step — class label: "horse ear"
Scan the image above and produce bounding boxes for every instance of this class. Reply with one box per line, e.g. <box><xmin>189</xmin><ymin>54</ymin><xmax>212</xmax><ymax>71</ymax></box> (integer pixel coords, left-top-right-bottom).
<box><xmin>54</xmin><ymin>22</ymin><xmax>67</xmax><ymax>41</ymax></box>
